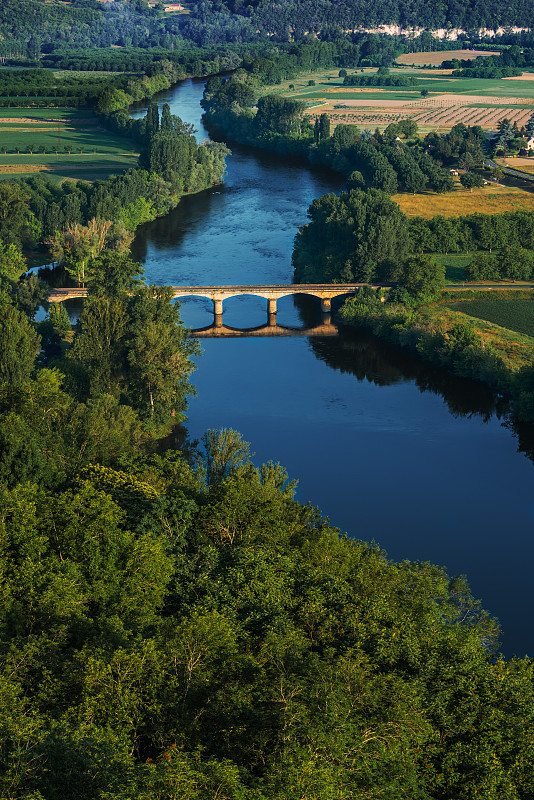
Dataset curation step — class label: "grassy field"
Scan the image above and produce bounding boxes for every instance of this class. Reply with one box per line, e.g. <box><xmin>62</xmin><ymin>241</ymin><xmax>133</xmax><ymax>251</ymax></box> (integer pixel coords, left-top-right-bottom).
<box><xmin>425</xmin><ymin>296</ymin><xmax>534</xmax><ymax>370</ymax></box>
<box><xmin>396</xmin><ymin>50</ymin><xmax>500</xmax><ymax>66</ymax></box>
<box><xmin>0</xmin><ymin>107</ymin><xmax>138</xmax><ymax>181</ymax></box>
<box><xmin>394</xmin><ymin>184</ymin><xmax>534</xmax><ymax>218</ymax></box>
<box><xmin>270</xmin><ymin>69</ymin><xmax>534</xmax><ymax>136</ymax></box>
<box><xmin>281</xmin><ymin>73</ymin><xmax>534</xmax><ymax>101</ymax></box>
<box><xmin>446</xmin><ymin>295</ymin><xmax>534</xmax><ymax>337</ymax></box>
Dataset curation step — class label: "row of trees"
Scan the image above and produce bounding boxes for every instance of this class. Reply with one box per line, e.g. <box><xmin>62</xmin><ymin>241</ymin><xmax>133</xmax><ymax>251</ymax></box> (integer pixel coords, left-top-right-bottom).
<box><xmin>409</xmin><ymin>208</ymin><xmax>534</xmax><ymax>255</ymax></box>
<box><xmin>466</xmin><ymin>247</ymin><xmax>534</xmax><ymax>281</ymax></box>
<box><xmin>450</xmin><ymin>44</ymin><xmax>534</xmax><ymax>77</ymax></box>
<box><xmin>292</xmin><ymin>188</ymin><xmax>534</xmax><ymax>285</ymax></box>
<box><xmin>343</xmin><ymin>70</ymin><xmax>419</xmax><ymax>86</ymax></box>
<box><xmin>42</xmin><ymin>45</ymin><xmax>242</xmax><ymax>80</ymax></box>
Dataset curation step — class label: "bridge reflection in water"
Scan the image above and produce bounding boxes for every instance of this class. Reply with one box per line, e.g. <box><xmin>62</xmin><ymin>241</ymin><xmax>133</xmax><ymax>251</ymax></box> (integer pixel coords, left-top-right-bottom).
<box><xmin>173</xmin><ymin>283</ymin><xmax>368</xmax><ymax>337</ymax></box>
<box><xmin>191</xmin><ymin>311</ymin><xmax>337</xmax><ymax>338</ymax></box>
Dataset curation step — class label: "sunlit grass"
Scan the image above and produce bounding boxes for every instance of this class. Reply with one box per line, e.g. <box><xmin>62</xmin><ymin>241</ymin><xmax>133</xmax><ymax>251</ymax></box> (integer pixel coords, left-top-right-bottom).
<box><xmin>394</xmin><ymin>184</ymin><xmax>534</xmax><ymax>218</ymax></box>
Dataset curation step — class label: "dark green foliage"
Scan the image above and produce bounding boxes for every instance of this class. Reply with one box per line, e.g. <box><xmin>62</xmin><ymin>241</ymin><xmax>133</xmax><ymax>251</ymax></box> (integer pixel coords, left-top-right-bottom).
<box><xmin>125</xmin><ymin>285</ymin><xmax>200</xmax><ymax>424</ymax></box>
<box><xmin>47</xmin><ymin>302</ymin><xmax>71</xmax><ymax>335</ymax></box>
<box><xmin>0</xmin><ymin>442</ymin><xmax>533</xmax><ymax>799</ymax></box>
<box><xmin>16</xmin><ymin>273</ymin><xmax>50</xmax><ymax>319</ymax></box>
<box><xmin>344</xmin><ymin>71</ymin><xmax>418</xmax><ymax>86</ymax></box>
<box><xmin>425</xmin><ymin>123</ymin><xmax>485</xmax><ymax>169</ymax></box>
<box><xmin>293</xmin><ymin>188</ymin><xmax>409</xmax><ymax>283</ymax></box>
<box><xmin>460</xmin><ymin>171</ymin><xmax>485</xmax><ymax>191</ymax></box>
<box><xmin>0</xmin><ymin>182</ymin><xmax>40</xmax><ymax>249</ymax></box>
<box><xmin>255</xmin><ymin>94</ymin><xmax>305</xmax><ymax>136</ymax></box>
<box><xmin>393</xmin><ymin>254</ymin><xmax>446</xmax><ymax>300</ymax></box>
<box><xmin>88</xmin><ymin>251</ymin><xmax>145</xmax><ymax>298</ymax></box>
<box><xmin>466</xmin><ymin>252</ymin><xmax>500</xmax><ymax>281</ymax></box>
<box><xmin>0</xmin><ymin>300</ymin><xmax>39</xmax><ymax>385</ymax></box>
<box><xmin>408</xmin><ymin>209</ymin><xmax>534</xmax><ymax>257</ymax></box>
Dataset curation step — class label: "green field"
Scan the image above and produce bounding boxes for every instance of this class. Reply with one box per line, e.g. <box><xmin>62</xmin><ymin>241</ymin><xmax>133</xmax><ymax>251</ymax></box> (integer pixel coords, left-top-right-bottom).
<box><xmin>281</xmin><ymin>72</ymin><xmax>534</xmax><ymax>102</ymax></box>
<box><xmin>0</xmin><ymin>107</ymin><xmax>138</xmax><ymax>181</ymax></box>
<box><xmin>447</xmin><ymin>297</ymin><xmax>534</xmax><ymax>336</ymax></box>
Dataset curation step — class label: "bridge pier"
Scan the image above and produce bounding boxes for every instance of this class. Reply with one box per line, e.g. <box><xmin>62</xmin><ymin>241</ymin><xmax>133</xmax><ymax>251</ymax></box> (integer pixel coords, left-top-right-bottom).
<box><xmin>213</xmin><ymin>299</ymin><xmax>223</xmax><ymax>316</ymax></box>
<box><xmin>320</xmin><ymin>298</ymin><xmax>331</xmax><ymax>313</ymax></box>
<box><xmin>267</xmin><ymin>312</ymin><xmax>277</xmax><ymax>327</ymax></box>
<box><xmin>267</xmin><ymin>298</ymin><xmax>277</xmax><ymax>316</ymax></box>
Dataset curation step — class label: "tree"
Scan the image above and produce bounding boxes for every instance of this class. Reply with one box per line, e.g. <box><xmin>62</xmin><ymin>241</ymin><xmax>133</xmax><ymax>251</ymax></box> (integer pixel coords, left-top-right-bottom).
<box><xmin>45</xmin><ymin>219</ymin><xmax>116</xmax><ymax>286</ymax></box>
<box><xmin>466</xmin><ymin>252</ymin><xmax>499</xmax><ymax>281</ymax></box>
<box><xmin>397</xmin><ymin>254</ymin><xmax>445</xmax><ymax>299</ymax></box>
<box><xmin>0</xmin><ymin>239</ymin><xmax>26</xmax><ymax>282</ymax></box>
<box><xmin>293</xmin><ymin>189</ymin><xmax>410</xmax><ymax>283</ymax></box>
<box><xmin>0</xmin><ymin>301</ymin><xmax>40</xmax><ymax>385</ymax></box>
<box><xmin>68</xmin><ymin>295</ymin><xmax>129</xmax><ymax>396</ymax></box>
<box><xmin>17</xmin><ymin>274</ymin><xmax>50</xmax><ymax>320</ymax></box>
<box><xmin>255</xmin><ymin>94</ymin><xmax>305</xmax><ymax>136</ymax></box>
<box><xmin>498</xmin><ymin>245</ymin><xmax>534</xmax><ymax>282</ymax></box>
<box><xmin>160</xmin><ymin>102</ymin><xmax>172</xmax><ymax>132</ymax></box>
<box><xmin>0</xmin><ymin>182</ymin><xmax>40</xmax><ymax>248</ymax></box>
<box><xmin>496</xmin><ymin>117</ymin><xmax>514</xmax><ymax>158</ymax></box>
<box><xmin>88</xmin><ymin>251</ymin><xmax>144</xmax><ymax>297</ymax></box>
<box><xmin>318</xmin><ymin>112</ymin><xmax>331</xmax><ymax>141</ymax></box>
<box><xmin>126</xmin><ymin>285</ymin><xmax>200</xmax><ymax>424</ymax></box>
<box><xmin>460</xmin><ymin>172</ymin><xmax>484</xmax><ymax>192</ymax></box>
<box><xmin>197</xmin><ymin>428</ymin><xmax>253</xmax><ymax>488</ymax></box>
<box><xmin>96</xmin><ymin>87</ymin><xmax>130</xmax><ymax>113</ymax></box>
<box><xmin>140</xmin><ymin>130</ymin><xmax>197</xmax><ymax>188</ymax></box>
<box><xmin>47</xmin><ymin>302</ymin><xmax>71</xmax><ymax>334</ymax></box>
<box><xmin>146</xmin><ymin>102</ymin><xmax>160</xmax><ymax>138</ymax></box>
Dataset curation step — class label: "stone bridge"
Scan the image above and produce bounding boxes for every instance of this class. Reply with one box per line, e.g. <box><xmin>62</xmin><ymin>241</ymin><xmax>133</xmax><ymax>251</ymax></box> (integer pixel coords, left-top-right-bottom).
<box><xmin>171</xmin><ymin>284</ymin><xmax>379</xmax><ymax>315</ymax></box>
<box><xmin>49</xmin><ymin>283</ymin><xmax>381</xmax><ymax>317</ymax></box>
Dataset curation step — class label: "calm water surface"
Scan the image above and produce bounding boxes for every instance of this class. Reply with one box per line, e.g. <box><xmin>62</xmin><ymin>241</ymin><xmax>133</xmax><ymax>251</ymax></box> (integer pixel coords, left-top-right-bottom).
<box><xmin>132</xmin><ymin>79</ymin><xmax>534</xmax><ymax>657</ymax></box>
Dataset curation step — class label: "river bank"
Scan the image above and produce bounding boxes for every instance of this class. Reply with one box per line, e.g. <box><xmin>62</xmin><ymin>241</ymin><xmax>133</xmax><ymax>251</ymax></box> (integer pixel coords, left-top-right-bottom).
<box><xmin>338</xmin><ymin>288</ymin><xmax>534</xmax><ymax>420</ymax></box>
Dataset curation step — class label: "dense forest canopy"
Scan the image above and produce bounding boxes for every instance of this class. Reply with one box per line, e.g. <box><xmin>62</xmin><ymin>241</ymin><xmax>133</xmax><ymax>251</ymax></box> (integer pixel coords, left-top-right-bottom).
<box><xmin>1</xmin><ymin>0</ymin><xmax>534</xmax><ymax>56</ymax></box>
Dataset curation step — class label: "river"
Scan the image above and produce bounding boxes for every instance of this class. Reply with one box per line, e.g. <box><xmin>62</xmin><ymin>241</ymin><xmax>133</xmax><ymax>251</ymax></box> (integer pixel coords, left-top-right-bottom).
<box><xmin>131</xmin><ymin>79</ymin><xmax>534</xmax><ymax>658</ymax></box>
